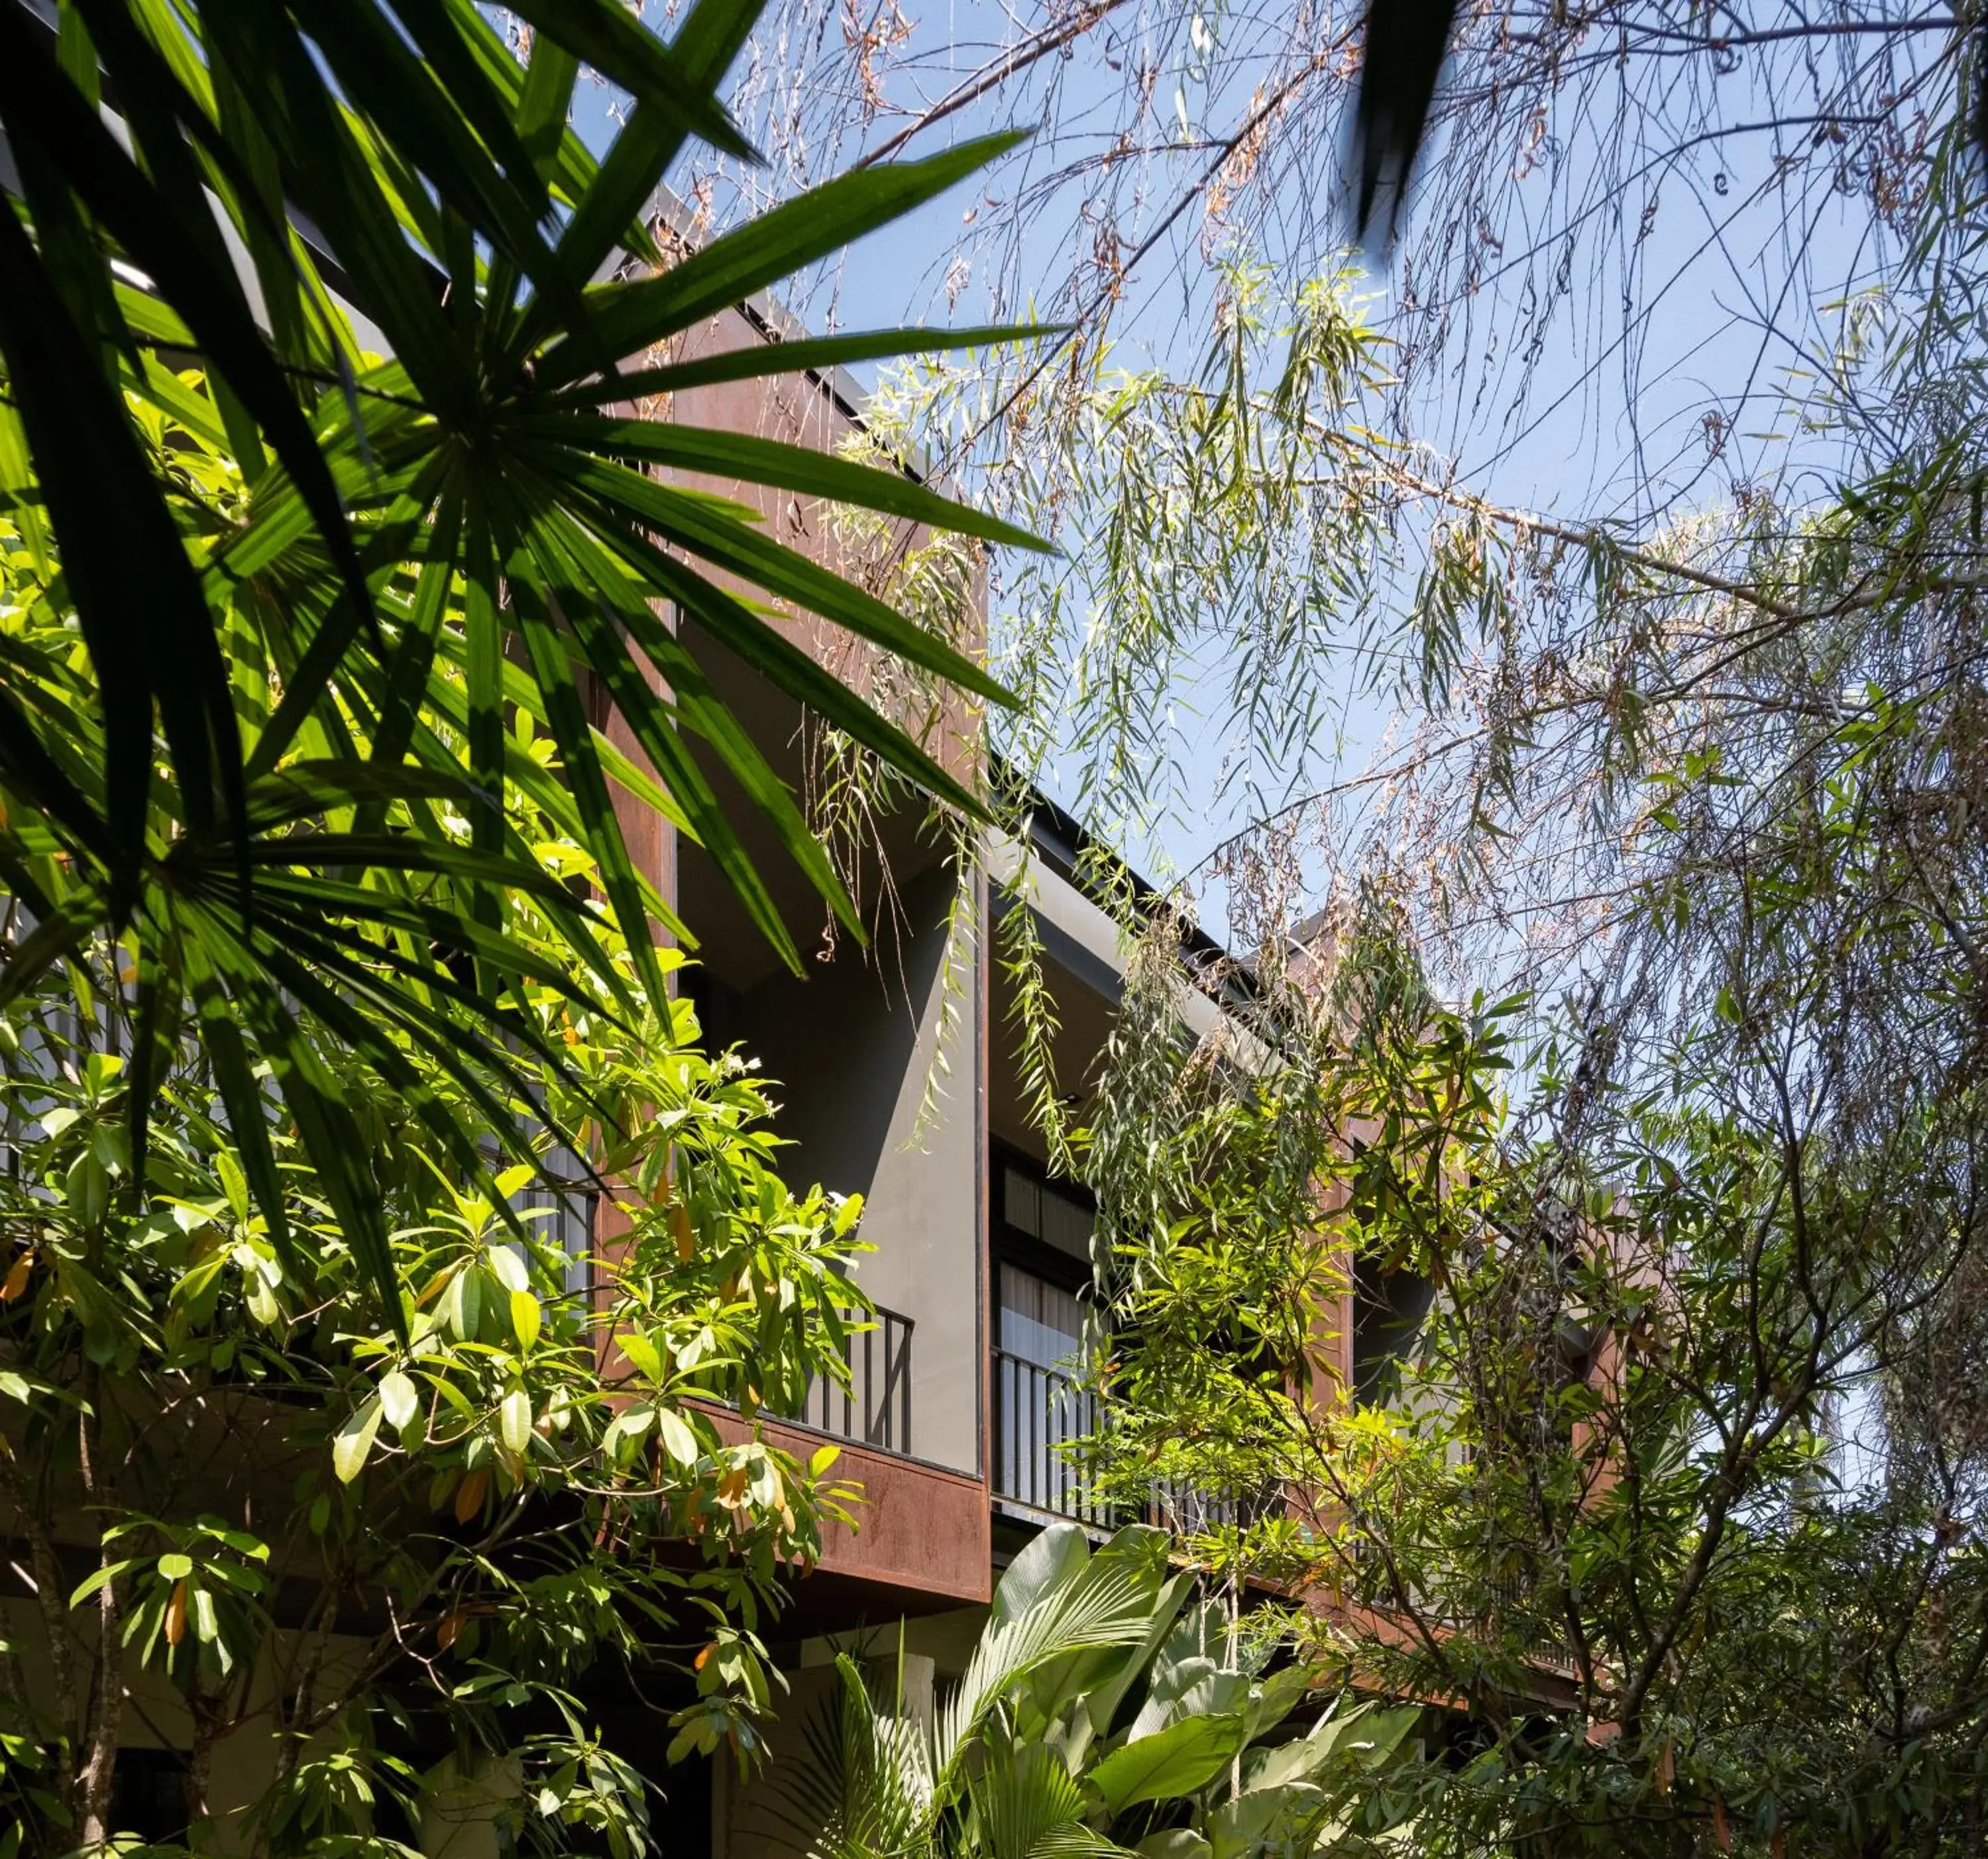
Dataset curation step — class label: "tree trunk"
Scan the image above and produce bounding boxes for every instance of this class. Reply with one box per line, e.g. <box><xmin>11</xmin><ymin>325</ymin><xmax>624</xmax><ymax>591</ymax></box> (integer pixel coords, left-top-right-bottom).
<box><xmin>70</xmin><ymin>1363</ymin><xmax>123</xmax><ymax>1845</ymax></box>
<box><xmin>0</xmin><ymin>1429</ymin><xmax>85</xmax><ymax>1850</ymax></box>
<box><xmin>186</xmin><ymin>1691</ymin><xmax>219</xmax><ymax>1838</ymax></box>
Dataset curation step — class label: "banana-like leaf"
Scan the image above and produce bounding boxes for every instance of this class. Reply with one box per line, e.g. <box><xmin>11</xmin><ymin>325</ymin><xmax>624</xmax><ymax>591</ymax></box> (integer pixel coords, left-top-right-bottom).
<box><xmin>1205</xmin><ymin>1783</ymin><xmax>1327</xmax><ymax>1859</ymax></box>
<box><xmin>1087</xmin><ymin>1715</ymin><xmax>1250</xmax><ymax>1816</ymax></box>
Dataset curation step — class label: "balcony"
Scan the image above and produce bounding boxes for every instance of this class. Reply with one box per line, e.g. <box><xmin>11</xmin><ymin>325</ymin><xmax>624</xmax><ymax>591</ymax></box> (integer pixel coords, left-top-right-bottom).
<box><xmin>712</xmin><ymin>1300</ymin><xmax>992</xmax><ymax>1613</ymax></box>
<box><xmin>787</xmin><ymin>1304</ymin><xmax>916</xmax><ymax>1456</ymax></box>
<box><xmin>992</xmin><ymin>1348</ymin><xmax>1109</xmax><ymax>1524</ymax></box>
<box><xmin>992</xmin><ymin>1348</ymin><xmax>1268</xmax><ymax>1532</ymax></box>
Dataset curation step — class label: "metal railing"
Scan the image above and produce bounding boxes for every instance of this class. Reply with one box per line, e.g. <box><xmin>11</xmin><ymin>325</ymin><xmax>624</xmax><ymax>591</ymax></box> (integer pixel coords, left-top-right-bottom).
<box><xmin>993</xmin><ymin>1350</ymin><xmax>1279</xmax><ymax>1530</ymax></box>
<box><xmin>794</xmin><ymin>1305</ymin><xmax>915</xmax><ymax>1456</ymax></box>
<box><xmin>1341</xmin><ymin>1538</ymin><xmax>1578</xmax><ymax>1673</ymax></box>
<box><xmin>1143</xmin><ymin>1478</ymin><xmax>1273</xmax><ymax>1534</ymax></box>
<box><xmin>1482</xmin><ymin>1570</ymin><xmax>1580</xmax><ymax>1672</ymax></box>
<box><xmin>993</xmin><ymin>1349</ymin><xmax>1110</xmax><ymax>1522</ymax></box>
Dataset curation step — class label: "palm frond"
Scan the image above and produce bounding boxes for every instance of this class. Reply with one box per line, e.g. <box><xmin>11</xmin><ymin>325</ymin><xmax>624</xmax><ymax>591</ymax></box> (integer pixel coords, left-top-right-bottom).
<box><xmin>0</xmin><ymin>0</ymin><xmax>1049</xmax><ymax>1299</ymax></box>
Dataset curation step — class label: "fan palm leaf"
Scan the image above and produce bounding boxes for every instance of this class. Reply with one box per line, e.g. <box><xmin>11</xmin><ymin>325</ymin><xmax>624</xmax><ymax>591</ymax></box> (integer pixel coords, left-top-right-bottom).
<box><xmin>0</xmin><ymin>0</ymin><xmax>1048</xmax><ymax>1313</ymax></box>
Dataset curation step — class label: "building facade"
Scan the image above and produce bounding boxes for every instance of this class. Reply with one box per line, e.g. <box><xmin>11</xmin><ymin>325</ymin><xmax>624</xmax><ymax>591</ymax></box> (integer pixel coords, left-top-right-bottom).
<box><xmin>583</xmin><ymin>262</ymin><xmax>1423</xmax><ymax>1858</ymax></box>
<box><xmin>0</xmin><ymin>214</ymin><xmax>1433</xmax><ymax>1857</ymax></box>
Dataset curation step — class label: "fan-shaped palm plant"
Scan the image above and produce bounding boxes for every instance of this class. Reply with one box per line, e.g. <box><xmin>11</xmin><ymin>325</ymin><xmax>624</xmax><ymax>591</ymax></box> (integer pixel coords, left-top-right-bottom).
<box><xmin>779</xmin><ymin>1522</ymin><xmax>1425</xmax><ymax>1859</ymax></box>
<box><xmin>0</xmin><ymin>0</ymin><xmax>1043</xmax><ymax>1310</ymax></box>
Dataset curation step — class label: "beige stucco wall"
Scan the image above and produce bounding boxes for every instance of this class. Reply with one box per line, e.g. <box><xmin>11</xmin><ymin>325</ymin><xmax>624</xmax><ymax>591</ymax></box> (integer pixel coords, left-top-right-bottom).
<box><xmin>724</xmin><ymin>1613</ymin><xmax>1001</xmax><ymax>1859</ymax></box>
<box><xmin>726</xmin><ymin>865</ymin><xmax>983</xmax><ymax>1475</ymax></box>
<box><xmin>0</xmin><ymin>1599</ymin><xmax>529</xmax><ymax>1853</ymax></box>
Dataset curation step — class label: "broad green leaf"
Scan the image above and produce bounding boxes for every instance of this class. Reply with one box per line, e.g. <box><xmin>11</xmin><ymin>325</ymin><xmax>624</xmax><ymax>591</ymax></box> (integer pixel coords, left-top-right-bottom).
<box><xmin>380</xmin><ymin>1370</ymin><xmax>421</xmax><ymax>1430</ymax></box>
<box><xmin>488</xmin><ymin>1245</ymin><xmax>531</xmax><ymax>1294</ymax></box>
<box><xmin>499</xmin><ymin>1386</ymin><xmax>533</xmax><ymax>1456</ymax></box>
<box><xmin>333</xmin><ymin>1396</ymin><xmax>386</xmax><ymax>1483</ymax></box>
<box><xmin>1088</xmin><ymin>1714</ymin><xmax>1248</xmax><ymax>1815</ymax></box>
<box><xmin>1136</xmin><ymin>1834</ymin><xmax>1211</xmax><ymax>1858</ymax></box>
<box><xmin>602</xmin><ymin>1403</ymin><xmax>654</xmax><ymax>1457</ymax></box>
<box><xmin>1207</xmin><ymin>1782</ymin><xmax>1325</xmax><ymax>1859</ymax></box>
<box><xmin>656</xmin><ymin>1407</ymin><xmax>700</xmax><ymax>1466</ymax></box>
<box><xmin>1244</xmin><ymin>1665</ymin><xmax>1313</xmax><ymax>1741</ymax></box>
<box><xmin>992</xmin><ymin>1521</ymin><xmax>1089</xmax><ymax>1624</ymax></box>
<box><xmin>70</xmin><ymin>1558</ymin><xmax>144</xmax><ymax>1607</ymax></box>
<box><xmin>619</xmin><ymin>1332</ymin><xmax>665</xmax><ymax>1382</ymax></box>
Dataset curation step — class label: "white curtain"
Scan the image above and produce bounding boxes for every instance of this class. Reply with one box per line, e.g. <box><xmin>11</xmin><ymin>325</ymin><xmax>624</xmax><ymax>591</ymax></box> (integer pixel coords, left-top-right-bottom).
<box><xmin>999</xmin><ymin>1265</ymin><xmax>1083</xmax><ymax>1371</ymax></box>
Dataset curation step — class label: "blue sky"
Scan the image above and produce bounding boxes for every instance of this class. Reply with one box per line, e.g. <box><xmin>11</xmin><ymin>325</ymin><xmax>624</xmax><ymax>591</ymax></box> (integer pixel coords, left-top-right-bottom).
<box><xmin>571</xmin><ymin>3</ymin><xmax>1924</xmax><ymax>885</ymax></box>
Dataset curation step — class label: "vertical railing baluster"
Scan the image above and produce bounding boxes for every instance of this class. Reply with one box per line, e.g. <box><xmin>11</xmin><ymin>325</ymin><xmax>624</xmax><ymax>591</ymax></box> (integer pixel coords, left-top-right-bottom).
<box><xmin>1028</xmin><ymin>1362</ymin><xmax>1040</xmax><ymax>1507</ymax></box>
<box><xmin>840</xmin><ymin>1324</ymin><xmax>852</xmax><ymax>1440</ymax></box>
<box><xmin>865</xmin><ymin>1322</ymin><xmax>877</xmax><ymax>1446</ymax></box>
<box><xmin>1046</xmin><ymin>1367</ymin><xmax>1058</xmax><ymax>1511</ymax></box>
<box><xmin>989</xmin><ymin>1348</ymin><xmax>1117</xmax><ymax>1522</ymax></box>
<box><xmin>791</xmin><ymin>1306</ymin><xmax>914</xmax><ymax>1454</ymax></box>
<box><xmin>1017</xmin><ymin>1359</ymin><xmax>1028</xmax><ymax>1504</ymax></box>
<box><xmin>996</xmin><ymin>1352</ymin><xmax>1007</xmax><ymax>1497</ymax></box>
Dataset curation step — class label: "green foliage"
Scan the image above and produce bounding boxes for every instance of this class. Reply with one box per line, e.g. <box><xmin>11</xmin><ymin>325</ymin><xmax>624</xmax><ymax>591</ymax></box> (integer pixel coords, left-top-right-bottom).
<box><xmin>0</xmin><ymin>922</ymin><xmax>868</xmax><ymax>1851</ymax></box>
<box><xmin>0</xmin><ymin>268</ymin><xmax>902</xmax><ymax>1837</ymax></box>
<box><xmin>1078</xmin><ymin>820</ymin><xmax>1988</xmax><ymax>1856</ymax></box>
<box><xmin>0</xmin><ymin>0</ymin><xmax>1036</xmax><ymax>1313</ymax></box>
<box><xmin>781</xmin><ymin>1521</ymin><xmax>1423</xmax><ymax>1859</ymax></box>
<box><xmin>850</xmin><ymin>257</ymin><xmax>1392</xmax><ymax>846</ymax></box>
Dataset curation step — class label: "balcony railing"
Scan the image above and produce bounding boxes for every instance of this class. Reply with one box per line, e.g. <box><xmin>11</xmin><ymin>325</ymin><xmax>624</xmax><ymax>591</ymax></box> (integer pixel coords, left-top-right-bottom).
<box><xmin>994</xmin><ymin>1350</ymin><xmax>1281</xmax><ymax>1530</ymax></box>
<box><xmin>993</xmin><ymin>1350</ymin><xmax>1110</xmax><ymax>1523</ymax></box>
<box><xmin>1143</xmin><ymin>1479</ymin><xmax>1265</xmax><ymax>1534</ymax></box>
<box><xmin>1342</xmin><ymin>1538</ymin><xmax>1578</xmax><ymax>1673</ymax></box>
<box><xmin>791</xmin><ymin>1305</ymin><xmax>914</xmax><ymax>1456</ymax></box>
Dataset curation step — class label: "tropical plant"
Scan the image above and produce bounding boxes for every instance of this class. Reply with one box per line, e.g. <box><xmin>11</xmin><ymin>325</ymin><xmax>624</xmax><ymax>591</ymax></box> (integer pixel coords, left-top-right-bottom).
<box><xmin>779</xmin><ymin>1520</ymin><xmax>1423</xmax><ymax>1859</ymax></box>
<box><xmin>0</xmin><ymin>0</ymin><xmax>1042</xmax><ymax>1304</ymax></box>
<box><xmin>1073</xmin><ymin>841</ymin><xmax>1988</xmax><ymax>1856</ymax></box>
<box><xmin>0</xmin><ymin>325</ymin><xmax>909</xmax><ymax>1852</ymax></box>
<box><xmin>677</xmin><ymin>0</ymin><xmax>1987</xmax><ymax>870</ymax></box>
<box><xmin>663</xmin><ymin>3</ymin><xmax>1988</xmax><ymax>1852</ymax></box>
<box><xmin>0</xmin><ymin>894</ymin><xmax>870</xmax><ymax>1856</ymax></box>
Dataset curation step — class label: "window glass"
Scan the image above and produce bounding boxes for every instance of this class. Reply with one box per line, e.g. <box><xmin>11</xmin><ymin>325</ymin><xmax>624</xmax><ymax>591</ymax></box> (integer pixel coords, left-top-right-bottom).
<box><xmin>1003</xmin><ymin>1165</ymin><xmax>1041</xmax><ymax>1238</ymax></box>
<box><xmin>482</xmin><ymin>1137</ymin><xmax>596</xmax><ymax>1294</ymax></box>
<box><xmin>999</xmin><ymin>1263</ymin><xmax>1083</xmax><ymax>1371</ymax></box>
<box><xmin>1039</xmin><ymin>1181</ymin><xmax>1092</xmax><ymax>1262</ymax></box>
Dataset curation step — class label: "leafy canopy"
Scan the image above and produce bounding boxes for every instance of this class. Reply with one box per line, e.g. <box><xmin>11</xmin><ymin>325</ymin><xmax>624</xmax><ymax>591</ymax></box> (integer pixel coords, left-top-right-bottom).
<box><xmin>0</xmin><ymin>0</ymin><xmax>1046</xmax><ymax>1314</ymax></box>
<box><xmin>0</xmin><ymin>874</ymin><xmax>871</xmax><ymax>1853</ymax></box>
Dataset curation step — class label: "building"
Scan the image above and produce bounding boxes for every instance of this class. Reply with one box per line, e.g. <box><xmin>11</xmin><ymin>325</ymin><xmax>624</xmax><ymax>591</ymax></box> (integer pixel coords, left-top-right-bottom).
<box><xmin>577</xmin><ymin>254</ymin><xmax>1430</xmax><ymax>1858</ymax></box>
<box><xmin>0</xmin><ymin>178</ymin><xmax>1435</xmax><ymax>1856</ymax></box>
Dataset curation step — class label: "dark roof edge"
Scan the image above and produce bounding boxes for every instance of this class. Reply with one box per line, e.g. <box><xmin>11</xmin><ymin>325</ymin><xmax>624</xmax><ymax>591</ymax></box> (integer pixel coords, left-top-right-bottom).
<box><xmin>994</xmin><ymin>754</ymin><xmax>1254</xmax><ymax>1007</ymax></box>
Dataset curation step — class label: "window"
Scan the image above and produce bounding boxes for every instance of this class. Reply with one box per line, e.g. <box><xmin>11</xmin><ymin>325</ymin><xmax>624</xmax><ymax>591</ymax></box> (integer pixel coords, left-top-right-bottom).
<box><xmin>999</xmin><ymin>1263</ymin><xmax>1083</xmax><ymax>1374</ymax></box>
<box><xmin>991</xmin><ymin>1147</ymin><xmax>1105</xmax><ymax>1519</ymax></box>
<box><xmin>482</xmin><ymin>1136</ymin><xmax>597</xmax><ymax>1295</ymax></box>
<box><xmin>110</xmin><ymin>1748</ymin><xmax>188</xmax><ymax>1844</ymax></box>
<box><xmin>998</xmin><ymin>1159</ymin><xmax>1093</xmax><ymax>1267</ymax></box>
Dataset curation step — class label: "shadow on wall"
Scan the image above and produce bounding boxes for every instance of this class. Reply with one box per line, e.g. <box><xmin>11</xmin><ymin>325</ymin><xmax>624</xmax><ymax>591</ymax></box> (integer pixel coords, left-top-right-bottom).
<box><xmin>724</xmin><ymin>1652</ymin><xmax>938</xmax><ymax>1859</ymax></box>
<box><xmin>681</xmin><ymin>863</ymin><xmax>984</xmax><ymax>1475</ymax></box>
<box><xmin>682</xmin><ymin>863</ymin><xmax>954</xmax><ymax>1217</ymax></box>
